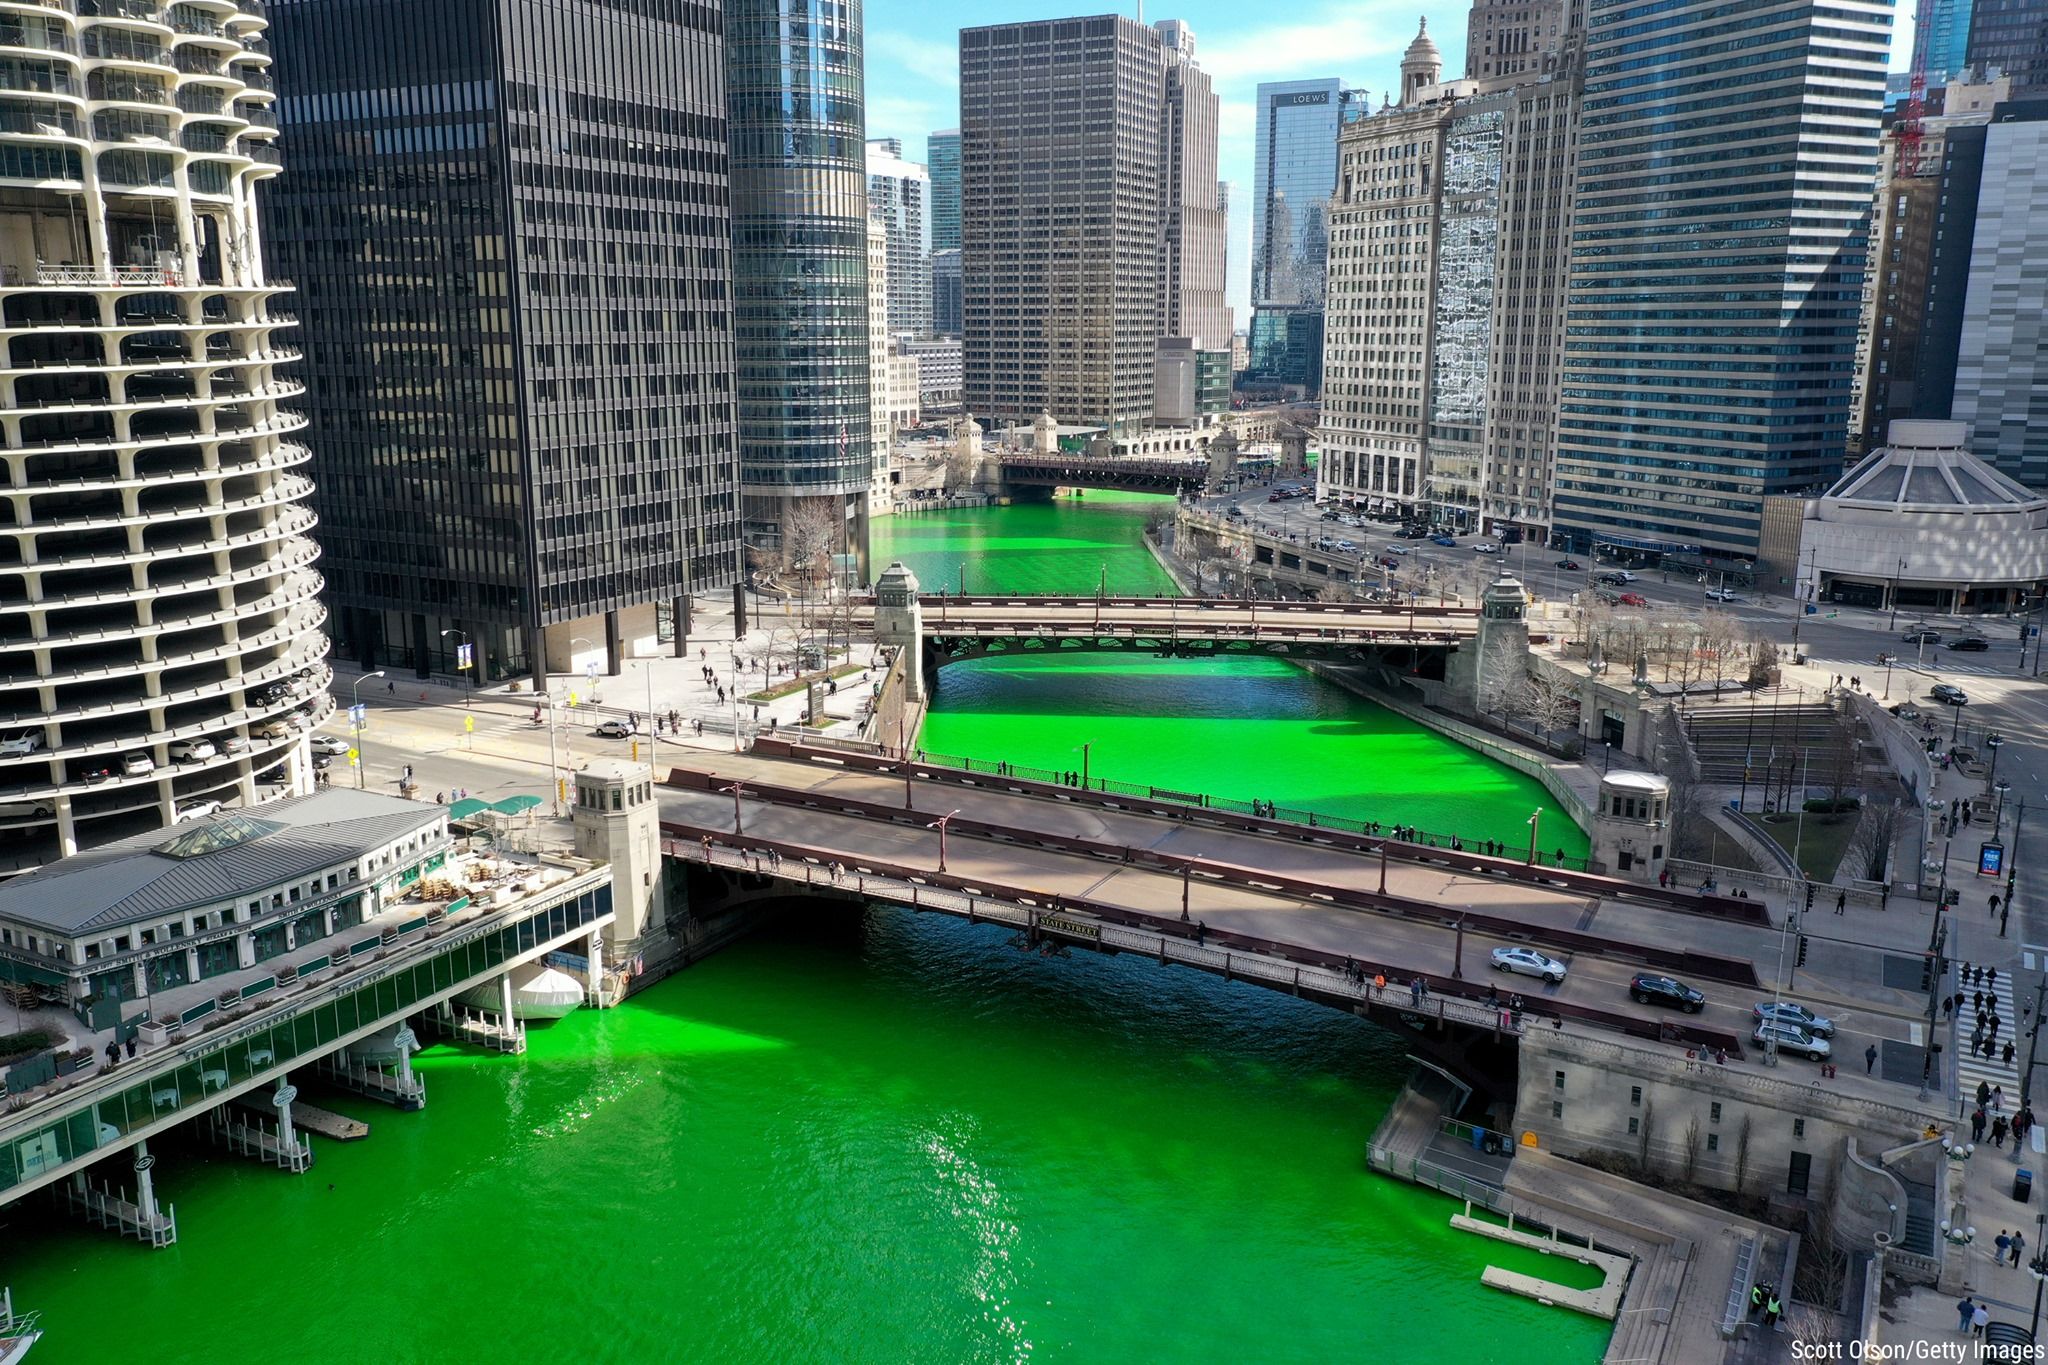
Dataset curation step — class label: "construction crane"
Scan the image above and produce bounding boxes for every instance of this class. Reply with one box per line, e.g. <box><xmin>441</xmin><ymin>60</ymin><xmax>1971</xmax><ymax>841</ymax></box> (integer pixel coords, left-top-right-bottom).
<box><xmin>1895</xmin><ymin>0</ymin><xmax>1937</xmax><ymax>176</ymax></box>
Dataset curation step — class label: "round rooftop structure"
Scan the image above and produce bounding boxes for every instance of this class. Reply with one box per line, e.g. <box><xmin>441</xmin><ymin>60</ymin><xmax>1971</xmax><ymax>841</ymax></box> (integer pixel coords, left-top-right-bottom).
<box><xmin>1797</xmin><ymin>420</ymin><xmax>2048</xmax><ymax>616</ymax></box>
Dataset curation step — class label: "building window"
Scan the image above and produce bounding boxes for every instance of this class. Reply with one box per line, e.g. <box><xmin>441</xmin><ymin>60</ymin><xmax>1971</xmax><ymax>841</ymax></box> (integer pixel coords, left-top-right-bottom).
<box><xmin>1627</xmin><ymin>1117</ymin><xmax>1639</xmax><ymax>1135</ymax></box>
<box><xmin>1793</xmin><ymin>1119</ymin><xmax>1806</xmax><ymax>1138</ymax></box>
<box><xmin>1710</xmin><ymin>1102</ymin><xmax>1722</xmax><ymax>1124</ymax></box>
<box><xmin>1551</xmin><ymin>1101</ymin><xmax>1562</xmax><ymax>1120</ymax></box>
<box><xmin>1630</xmin><ymin>1086</ymin><xmax>1642</xmax><ymax>1107</ymax></box>
<box><xmin>1707</xmin><ymin>1134</ymin><xmax>1720</xmax><ymax>1153</ymax></box>
<box><xmin>1554</xmin><ymin>1070</ymin><xmax>1565</xmax><ymax>1090</ymax></box>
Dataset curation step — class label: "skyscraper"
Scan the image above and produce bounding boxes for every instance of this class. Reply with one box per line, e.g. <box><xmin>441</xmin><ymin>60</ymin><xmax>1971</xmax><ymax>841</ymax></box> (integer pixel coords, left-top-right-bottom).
<box><xmin>1927</xmin><ymin>100</ymin><xmax>2048</xmax><ymax>486</ymax></box>
<box><xmin>1967</xmin><ymin>0</ymin><xmax>2047</xmax><ymax>96</ymax></box>
<box><xmin>1246</xmin><ymin>78</ymin><xmax>1341</xmax><ymax>395</ymax></box>
<box><xmin>931</xmin><ymin>249</ymin><xmax>962</xmax><ymax>335</ymax></box>
<box><xmin>928</xmin><ymin>129</ymin><xmax>961</xmax><ymax>252</ymax></box>
<box><xmin>866</xmin><ymin>139</ymin><xmax>932</xmax><ymax>336</ymax></box>
<box><xmin>1916</xmin><ymin>0</ymin><xmax>1976</xmax><ymax>86</ymax></box>
<box><xmin>959</xmin><ymin>14</ymin><xmax>1224</xmax><ymax>434</ymax></box>
<box><xmin>726</xmin><ymin>0</ymin><xmax>873</xmax><ymax>559</ymax></box>
<box><xmin>1</xmin><ymin>0</ymin><xmax>326</xmax><ymax>862</ymax></box>
<box><xmin>1465</xmin><ymin>0</ymin><xmax>1567</xmax><ymax>80</ymax></box>
<box><xmin>268</xmin><ymin>0</ymin><xmax>740</xmax><ymax>685</ymax></box>
<box><xmin>1550</xmin><ymin>0</ymin><xmax>1891</xmax><ymax>558</ymax></box>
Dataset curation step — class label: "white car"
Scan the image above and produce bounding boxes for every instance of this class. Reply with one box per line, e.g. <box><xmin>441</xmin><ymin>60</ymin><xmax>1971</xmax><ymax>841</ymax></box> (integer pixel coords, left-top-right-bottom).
<box><xmin>0</xmin><ymin>797</ymin><xmax>54</xmax><ymax>818</ymax></box>
<box><xmin>1335</xmin><ymin>539</ymin><xmax>1358</xmax><ymax>552</ymax></box>
<box><xmin>0</xmin><ymin>732</ymin><xmax>42</xmax><ymax>758</ymax></box>
<box><xmin>594</xmin><ymin>718</ymin><xmax>636</xmax><ymax>738</ymax></box>
<box><xmin>217</xmin><ymin>734</ymin><xmax>250</xmax><ymax>755</ymax></box>
<box><xmin>167</xmin><ymin>738</ymin><xmax>216</xmax><ymax>764</ymax></box>
<box><xmin>1384</xmin><ymin>545</ymin><xmax>1411</xmax><ymax>555</ymax></box>
<box><xmin>1705</xmin><ymin>588</ymin><xmax>1745</xmax><ymax>603</ymax></box>
<box><xmin>1490</xmin><ymin>946</ymin><xmax>1567</xmax><ymax>983</ymax></box>
<box><xmin>174</xmin><ymin>799</ymin><xmax>222</xmax><ymax>822</ymax></box>
<box><xmin>1753</xmin><ymin>1020</ymin><xmax>1831</xmax><ymax>1061</ymax></box>
<box><xmin>1472</xmin><ymin>542</ymin><xmax>1501</xmax><ymax>554</ymax></box>
<box><xmin>120</xmin><ymin>751</ymin><xmax>155</xmax><ymax>777</ymax></box>
<box><xmin>310</xmin><ymin>735</ymin><xmax>350</xmax><ymax>757</ymax></box>
<box><xmin>252</xmin><ymin>719</ymin><xmax>294</xmax><ymax>742</ymax></box>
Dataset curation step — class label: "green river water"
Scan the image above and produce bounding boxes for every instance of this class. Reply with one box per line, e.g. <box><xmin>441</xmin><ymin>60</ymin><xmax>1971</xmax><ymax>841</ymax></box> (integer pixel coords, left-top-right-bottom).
<box><xmin>5</xmin><ymin>494</ymin><xmax>1607</xmax><ymax>1363</ymax></box>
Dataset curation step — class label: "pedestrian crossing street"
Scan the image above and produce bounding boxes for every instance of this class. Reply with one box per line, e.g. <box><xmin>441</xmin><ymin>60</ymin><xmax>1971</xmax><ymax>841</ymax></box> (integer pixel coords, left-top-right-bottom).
<box><xmin>1810</xmin><ymin>653</ymin><xmax>2031</xmax><ymax>682</ymax></box>
<box><xmin>1956</xmin><ymin>961</ymin><xmax>2022</xmax><ymax>1129</ymax></box>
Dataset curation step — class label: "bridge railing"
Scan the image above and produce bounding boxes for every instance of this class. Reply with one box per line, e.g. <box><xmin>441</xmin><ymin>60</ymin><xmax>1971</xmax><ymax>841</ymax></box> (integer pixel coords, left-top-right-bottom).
<box><xmin>662</xmin><ymin>826</ymin><xmax>1752</xmax><ymax>1056</ymax></box>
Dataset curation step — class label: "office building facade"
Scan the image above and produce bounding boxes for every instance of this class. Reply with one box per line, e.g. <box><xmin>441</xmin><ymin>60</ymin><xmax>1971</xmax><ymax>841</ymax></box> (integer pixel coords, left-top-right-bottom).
<box><xmin>1246</xmin><ymin>78</ymin><xmax>1341</xmax><ymax>394</ymax></box>
<box><xmin>726</xmin><ymin>0</ymin><xmax>872</xmax><ymax>558</ymax></box>
<box><xmin>1550</xmin><ymin>0</ymin><xmax>1890</xmax><ymax>558</ymax></box>
<box><xmin>268</xmin><ymin>0</ymin><xmax>739</xmax><ymax>684</ymax></box>
<box><xmin>1942</xmin><ymin>101</ymin><xmax>2048</xmax><ymax>486</ymax></box>
<box><xmin>1967</xmin><ymin>0</ymin><xmax>2047</xmax><ymax>96</ymax></box>
<box><xmin>959</xmin><ymin>14</ymin><xmax>1223</xmax><ymax>434</ymax></box>
<box><xmin>866</xmin><ymin>138</ymin><xmax>931</xmax><ymax>336</ymax></box>
<box><xmin>0</xmin><ymin>0</ymin><xmax>327</xmax><ymax>864</ymax></box>
<box><xmin>1466</xmin><ymin>0</ymin><xmax>1566</xmax><ymax>81</ymax></box>
<box><xmin>1917</xmin><ymin>0</ymin><xmax>1976</xmax><ymax>85</ymax></box>
<box><xmin>927</xmin><ymin>128</ymin><xmax>960</xmax><ymax>252</ymax></box>
<box><xmin>930</xmin><ymin>247</ymin><xmax>961</xmax><ymax>335</ymax></box>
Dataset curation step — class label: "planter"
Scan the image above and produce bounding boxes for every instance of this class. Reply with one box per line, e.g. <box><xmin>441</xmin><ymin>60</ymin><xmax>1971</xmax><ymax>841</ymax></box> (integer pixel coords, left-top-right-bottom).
<box><xmin>54</xmin><ymin>1049</ymin><xmax>94</xmax><ymax>1076</ymax></box>
<box><xmin>138</xmin><ymin>1021</ymin><xmax>170</xmax><ymax>1048</ymax></box>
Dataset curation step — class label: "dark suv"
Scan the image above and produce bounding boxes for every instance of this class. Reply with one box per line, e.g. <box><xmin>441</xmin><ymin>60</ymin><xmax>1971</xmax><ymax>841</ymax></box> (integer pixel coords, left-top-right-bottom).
<box><xmin>1630</xmin><ymin>973</ymin><xmax>1705</xmax><ymax>1013</ymax></box>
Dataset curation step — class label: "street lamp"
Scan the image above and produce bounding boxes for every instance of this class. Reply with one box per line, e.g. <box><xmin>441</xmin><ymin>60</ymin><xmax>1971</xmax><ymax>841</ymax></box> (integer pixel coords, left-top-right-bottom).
<box><xmin>1526</xmin><ymin>806</ymin><xmax>1543</xmax><ymax>865</ymax></box>
<box><xmin>348</xmin><ymin>671</ymin><xmax>385</xmax><ymax>790</ymax></box>
<box><xmin>2029</xmin><ymin>1210</ymin><xmax>2048</xmax><ymax>1343</ymax></box>
<box><xmin>1988</xmin><ymin>733</ymin><xmax>2005</xmax><ymax>790</ymax></box>
<box><xmin>1996</xmin><ymin>780</ymin><xmax>2012</xmax><ymax>833</ymax></box>
<box><xmin>1074</xmin><ymin>739</ymin><xmax>1094</xmax><ymax>790</ymax></box>
<box><xmin>1888</xmin><ymin>557</ymin><xmax>1907</xmax><ymax>631</ymax></box>
<box><xmin>928</xmin><ymin>808</ymin><xmax>961</xmax><ymax>873</ymax></box>
<box><xmin>719</xmin><ymin>779</ymin><xmax>746</xmax><ymax>837</ymax></box>
<box><xmin>439</xmin><ymin>629</ymin><xmax>473</xmax><ymax>708</ymax></box>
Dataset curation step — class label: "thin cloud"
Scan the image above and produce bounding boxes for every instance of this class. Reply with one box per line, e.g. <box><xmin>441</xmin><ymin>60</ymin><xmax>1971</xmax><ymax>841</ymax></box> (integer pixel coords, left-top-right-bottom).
<box><xmin>870</xmin><ymin>30</ymin><xmax>960</xmax><ymax>88</ymax></box>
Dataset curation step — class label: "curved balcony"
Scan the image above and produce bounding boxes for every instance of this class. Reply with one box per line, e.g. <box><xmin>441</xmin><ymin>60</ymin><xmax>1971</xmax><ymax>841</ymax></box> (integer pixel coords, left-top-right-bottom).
<box><xmin>14</xmin><ymin>469</ymin><xmax>310</xmax><ymax>539</ymax></box>
<box><xmin>2</xmin><ymin>496</ymin><xmax>309</xmax><ymax>573</ymax></box>
<box><xmin>2</xmin><ymin>593</ymin><xmax>321</xmax><ymax>690</ymax></box>
<box><xmin>2</xmin><ymin>563</ymin><xmax>317</xmax><ymax>654</ymax></box>
<box><xmin>0</xmin><ymin>634</ymin><xmax>327</xmax><ymax>739</ymax></box>
<box><xmin>1</xmin><ymin>528</ymin><xmax>313</xmax><ymax>618</ymax></box>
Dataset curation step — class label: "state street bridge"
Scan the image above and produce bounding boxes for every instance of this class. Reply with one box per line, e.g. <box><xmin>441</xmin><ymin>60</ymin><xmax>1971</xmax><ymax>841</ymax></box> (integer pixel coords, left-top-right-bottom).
<box><xmin>996</xmin><ymin>453</ymin><xmax>1210</xmax><ymax>495</ymax></box>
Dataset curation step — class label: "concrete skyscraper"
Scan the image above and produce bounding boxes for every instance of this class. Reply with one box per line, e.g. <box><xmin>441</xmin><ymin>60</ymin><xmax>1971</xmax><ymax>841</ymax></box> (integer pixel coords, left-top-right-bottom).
<box><xmin>959</xmin><ymin>14</ymin><xmax>1225</xmax><ymax>434</ymax></box>
<box><xmin>268</xmin><ymin>0</ymin><xmax>740</xmax><ymax>686</ymax></box>
<box><xmin>726</xmin><ymin>0</ymin><xmax>873</xmax><ymax>560</ymax></box>
<box><xmin>1465</xmin><ymin>0</ymin><xmax>1566</xmax><ymax>80</ymax></box>
<box><xmin>866</xmin><ymin>139</ymin><xmax>931</xmax><ymax>336</ymax></box>
<box><xmin>0</xmin><ymin>0</ymin><xmax>327</xmax><ymax>864</ymax></box>
<box><xmin>1550</xmin><ymin>0</ymin><xmax>1891</xmax><ymax>558</ymax></box>
<box><xmin>927</xmin><ymin>129</ymin><xmax>961</xmax><ymax>252</ymax></box>
<box><xmin>1246</xmin><ymin>79</ymin><xmax>1342</xmax><ymax>396</ymax></box>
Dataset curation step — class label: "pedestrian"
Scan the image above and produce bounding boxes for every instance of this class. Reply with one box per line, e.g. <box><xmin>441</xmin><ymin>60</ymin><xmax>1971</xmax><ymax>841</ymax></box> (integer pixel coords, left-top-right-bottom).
<box><xmin>123</xmin><ymin>1034</ymin><xmax>137</xmax><ymax>1059</ymax></box>
<box><xmin>1994</xmin><ymin>1085</ymin><xmax>2006</xmax><ymax>1113</ymax></box>
<box><xmin>1973</xmin><ymin>1108</ymin><xmax>1988</xmax><ymax>1143</ymax></box>
<box><xmin>1195</xmin><ymin>920</ymin><xmax>1207</xmax><ymax>946</ymax></box>
<box><xmin>387</xmin><ymin>680</ymin><xmax>395</xmax><ymax>693</ymax></box>
<box><xmin>1990</xmin><ymin>967</ymin><xmax>2001</xmax><ymax>989</ymax></box>
<box><xmin>1958</xmin><ymin>1296</ymin><xmax>1977</xmax><ymax>1333</ymax></box>
<box><xmin>1973</xmin><ymin>1302</ymin><xmax>1990</xmax><ymax>1338</ymax></box>
<box><xmin>1980</xmin><ymin>1079</ymin><xmax>1993</xmax><ymax>1107</ymax></box>
<box><xmin>1992</xmin><ymin>1016</ymin><xmax>2003</xmax><ymax>1039</ymax></box>
<box><xmin>1659</xmin><ymin>868</ymin><xmax>1670</xmax><ymax>888</ymax></box>
<box><xmin>1865</xmin><ymin>1043</ymin><xmax>1878</xmax><ymax>1074</ymax></box>
<box><xmin>1976</xmin><ymin>991</ymin><xmax>1987</xmax><ymax>1013</ymax></box>
<box><xmin>1944</xmin><ymin>995</ymin><xmax>1955</xmax><ymax>1019</ymax></box>
<box><xmin>104</xmin><ymin>1039</ymin><xmax>118</xmax><ymax>1067</ymax></box>
<box><xmin>1764</xmin><ymin>1288</ymin><xmax>1782</xmax><ymax>1328</ymax></box>
<box><xmin>1836</xmin><ymin>890</ymin><xmax>1846</xmax><ymax>914</ymax></box>
<box><xmin>1749</xmin><ymin>1282</ymin><xmax>1766</xmax><ymax>1319</ymax></box>
<box><xmin>1998</xmin><ymin>1230</ymin><xmax>2013</xmax><ymax>1263</ymax></box>
<box><xmin>1410</xmin><ymin>976</ymin><xmax>1423</xmax><ymax>1007</ymax></box>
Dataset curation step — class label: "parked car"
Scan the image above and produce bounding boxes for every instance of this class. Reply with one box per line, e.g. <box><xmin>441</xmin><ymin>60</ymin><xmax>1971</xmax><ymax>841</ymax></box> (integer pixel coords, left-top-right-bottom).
<box><xmin>1948</xmin><ymin>637</ymin><xmax>1991</xmax><ymax>652</ymax></box>
<box><xmin>1335</xmin><ymin>539</ymin><xmax>1358</xmax><ymax>552</ymax></box>
<box><xmin>310</xmin><ymin>735</ymin><xmax>350</xmax><ymax>757</ymax></box>
<box><xmin>1753</xmin><ymin>1020</ymin><xmax>1831</xmax><ymax>1060</ymax></box>
<box><xmin>0</xmin><ymin>798</ymin><xmax>55</xmax><ymax>818</ymax></box>
<box><xmin>1902</xmin><ymin>629</ymin><xmax>1941</xmax><ymax>644</ymax></box>
<box><xmin>310</xmin><ymin>752</ymin><xmax>335</xmax><ymax>771</ymax></box>
<box><xmin>1555</xmin><ymin>559</ymin><xmax>1582</xmax><ymax>570</ymax></box>
<box><xmin>1607</xmin><ymin>569</ymin><xmax>1640</xmax><ymax>583</ymax></box>
<box><xmin>1705</xmin><ymin>588</ymin><xmax>1745</xmax><ymax>603</ymax></box>
<box><xmin>1431</xmin><ymin>534</ymin><xmax>1458</xmax><ymax>547</ymax></box>
<box><xmin>1617</xmin><ymin>592</ymin><xmax>1649</xmax><ymax>607</ymax></box>
<box><xmin>1384</xmin><ymin>545</ymin><xmax>1411</xmax><ymax>556</ymax></box>
<box><xmin>174</xmin><ymin>799</ymin><xmax>222</xmax><ymax>823</ymax></box>
<box><xmin>1377</xmin><ymin>556</ymin><xmax>1402</xmax><ymax>570</ymax></box>
<box><xmin>594</xmin><ymin>718</ymin><xmax>637</xmax><ymax>738</ymax></box>
<box><xmin>1932</xmin><ymin>683</ymin><xmax>1969</xmax><ymax>706</ymax></box>
<box><xmin>79</xmin><ymin>764</ymin><xmax>115</xmax><ymax>783</ymax></box>
<box><xmin>252</xmin><ymin>719</ymin><xmax>293</xmax><ymax>742</ymax></box>
<box><xmin>1471</xmin><ymin>541</ymin><xmax>1500</xmax><ymax>554</ymax></box>
<box><xmin>1753</xmin><ymin>1000</ymin><xmax>1836</xmax><ymax>1038</ymax></box>
<box><xmin>0</xmin><ymin>731</ymin><xmax>43</xmax><ymax>758</ymax></box>
<box><xmin>1629</xmin><ymin>973</ymin><xmax>1704</xmax><ymax>1013</ymax></box>
<box><xmin>167</xmin><ymin>738</ymin><xmax>217</xmax><ymax>764</ymax></box>
<box><xmin>217</xmin><ymin>734</ymin><xmax>250</xmax><ymax>755</ymax></box>
<box><xmin>120</xmin><ymin>751</ymin><xmax>155</xmax><ymax>777</ymax></box>
<box><xmin>1597</xmin><ymin>572</ymin><xmax>1630</xmax><ymax>586</ymax></box>
<box><xmin>1490</xmin><ymin>946</ymin><xmax>1567</xmax><ymax>983</ymax></box>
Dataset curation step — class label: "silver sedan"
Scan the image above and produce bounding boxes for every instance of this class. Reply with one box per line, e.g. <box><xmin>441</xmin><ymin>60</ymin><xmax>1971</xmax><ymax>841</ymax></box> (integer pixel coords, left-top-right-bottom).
<box><xmin>1490</xmin><ymin>946</ymin><xmax>1567</xmax><ymax>984</ymax></box>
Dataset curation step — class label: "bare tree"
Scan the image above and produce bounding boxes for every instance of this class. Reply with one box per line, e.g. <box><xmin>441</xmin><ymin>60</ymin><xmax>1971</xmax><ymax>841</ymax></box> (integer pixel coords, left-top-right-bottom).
<box><xmin>1479</xmin><ymin>646</ymin><xmax>1524</xmax><ymax>720</ymax></box>
<box><xmin>1696</xmin><ymin>610</ymin><xmax>1742</xmax><ymax>690</ymax></box>
<box><xmin>1734</xmin><ymin>1115</ymin><xmax>1753</xmax><ymax>1195</ymax></box>
<box><xmin>1682</xmin><ymin>1115</ymin><xmax>1703</xmax><ymax>1182</ymax></box>
<box><xmin>943</xmin><ymin>439</ymin><xmax>978</xmax><ymax>492</ymax></box>
<box><xmin>1746</xmin><ymin>634</ymin><xmax>1782</xmax><ymax>687</ymax></box>
<box><xmin>1848</xmin><ymin>800</ymin><xmax>1903</xmax><ymax>882</ymax></box>
<box><xmin>780</xmin><ymin>498</ymin><xmax>841</xmax><ymax>586</ymax></box>
<box><xmin>1825</xmin><ymin>727</ymin><xmax>1860</xmax><ymax>811</ymax></box>
<box><xmin>1637</xmin><ymin>1100</ymin><xmax>1656</xmax><ymax>1171</ymax></box>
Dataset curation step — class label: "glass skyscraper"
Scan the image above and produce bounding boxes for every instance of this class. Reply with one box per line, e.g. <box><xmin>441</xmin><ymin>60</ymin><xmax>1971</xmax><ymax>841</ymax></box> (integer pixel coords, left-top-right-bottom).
<box><xmin>725</xmin><ymin>0</ymin><xmax>873</xmax><ymax>557</ymax></box>
<box><xmin>1551</xmin><ymin>0</ymin><xmax>1891</xmax><ymax>559</ymax></box>
<box><xmin>1915</xmin><ymin>0</ymin><xmax>1976</xmax><ymax>85</ymax></box>
<box><xmin>1247</xmin><ymin>78</ymin><xmax>1342</xmax><ymax>394</ymax></box>
<box><xmin>928</xmin><ymin>129</ymin><xmax>961</xmax><ymax>252</ymax></box>
<box><xmin>268</xmin><ymin>0</ymin><xmax>741</xmax><ymax>685</ymax></box>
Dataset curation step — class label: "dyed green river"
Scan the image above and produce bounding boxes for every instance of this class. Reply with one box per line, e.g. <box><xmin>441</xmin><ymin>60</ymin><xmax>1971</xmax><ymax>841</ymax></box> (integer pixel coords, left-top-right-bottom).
<box><xmin>6</xmin><ymin>494</ymin><xmax>1607</xmax><ymax>1362</ymax></box>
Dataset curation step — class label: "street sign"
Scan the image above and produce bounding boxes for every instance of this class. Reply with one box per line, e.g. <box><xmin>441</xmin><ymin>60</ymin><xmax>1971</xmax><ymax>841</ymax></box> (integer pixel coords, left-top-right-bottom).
<box><xmin>463</xmin><ymin>716</ymin><xmax>474</xmax><ymax>733</ymax></box>
<box><xmin>347</xmin><ymin>748</ymin><xmax>358</xmax><ymax>761</ymax></box>
<box><xmin>1980</xmin><ymin>842</ymin><xmax>2005</xmax><ymax>877</ymax></box>
<box><xmin>349</xmin><ymin>703</ymin><xmax>367</xmax><ymax>725</ymax></box>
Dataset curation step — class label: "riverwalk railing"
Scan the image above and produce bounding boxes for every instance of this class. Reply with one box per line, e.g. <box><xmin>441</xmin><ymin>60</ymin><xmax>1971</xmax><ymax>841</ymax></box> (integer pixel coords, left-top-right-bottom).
<box><xmin>883</xmin><ymin>744</ymin><xmax>1596</xmax><ymax>873</ymax></box>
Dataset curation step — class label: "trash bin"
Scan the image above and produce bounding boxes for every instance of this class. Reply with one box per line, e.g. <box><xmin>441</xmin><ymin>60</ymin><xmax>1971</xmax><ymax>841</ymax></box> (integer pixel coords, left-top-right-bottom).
<box><xmin>2016</xmin><ymin>1169</ymin><xmax>2033</xmax><ymax>1204</ymax></box>
<box><xmin>1471</xmin><ymin>1126</ymin><xmax>1488</xmax><ymax>1153</ymax></box>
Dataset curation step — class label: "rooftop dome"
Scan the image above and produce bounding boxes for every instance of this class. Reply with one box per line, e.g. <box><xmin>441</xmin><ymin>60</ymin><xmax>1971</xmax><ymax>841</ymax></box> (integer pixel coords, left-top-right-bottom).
<box><xmin>1403</xmin><ymin>16</ymin><xmax>1442</xmax><ymax>66</ymax></box>
<box><xmin>1825</xmin><ymin>420</ymin><xmax>2045</xmax><ymax>511</ymax></box>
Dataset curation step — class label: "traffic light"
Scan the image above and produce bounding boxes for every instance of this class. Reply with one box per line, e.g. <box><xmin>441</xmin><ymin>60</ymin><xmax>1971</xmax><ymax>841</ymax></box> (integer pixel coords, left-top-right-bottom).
<box><xmin>1797</xmin><ymin>935</ymin><xmax>1809</xmax><ymax>967</ymax></box>
<box><xmin>1922</xmin><ymin>956</ymin><xmax>1935</xmax><ymax>992</ymax></box>
<box><xmin>1803</xmin><ymin>883</ymin><xmax>1815</xmax><ymax>914</ymax></box>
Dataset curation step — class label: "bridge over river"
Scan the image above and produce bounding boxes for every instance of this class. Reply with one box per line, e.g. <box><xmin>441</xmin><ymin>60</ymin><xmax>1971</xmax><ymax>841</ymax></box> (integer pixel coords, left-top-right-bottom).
<box><xmin>654</xmin><ymin>738</ymin><xmax>1940</xmax><ymax>1100</ymax></box>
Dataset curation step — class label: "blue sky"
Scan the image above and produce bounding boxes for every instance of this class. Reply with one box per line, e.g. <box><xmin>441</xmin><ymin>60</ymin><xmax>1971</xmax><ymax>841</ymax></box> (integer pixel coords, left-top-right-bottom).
<box><xmin>864</xmin><ymin>2</ymin><xmax>1914</xmax><ymax>321</ymax></box>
